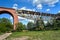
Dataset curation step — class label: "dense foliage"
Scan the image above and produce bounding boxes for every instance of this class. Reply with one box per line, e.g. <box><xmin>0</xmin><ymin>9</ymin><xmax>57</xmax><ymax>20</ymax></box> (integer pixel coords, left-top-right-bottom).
<box><xmin>27</xmin><ymin>22</ymin><xmax>35</xmax><ymax>30</ymax></box>
<box><xmin>0</xmin><ymin>16</ymin><xmax>60</xmax><ymax>32</ymax></box>
<box><xmin>35</xmin><ymin>17</ymin><xmax>44</xmax><ymax>30</ymax></box>
<box><xmin>53</xmin><ymin>19</ymin><xmax>60</xmax><ymax>30</ymax></box>
<box><xmin>16</xmin><ymin>22</ymin><xmax>26</xmax><ymax>31</ymax></box>
<box><xmin>27</xmin><ymin>17</ymin><xmax>60</xmax><ymax>31</ymax></box>
<box><xmin>27</xmin><ymin>17</ymin><xmax>44</xmax><ymax>31</ymax></box>
<box><xmin>44</xmin><ymin>19</ymin><xmax>60</xmax><ymax>30</ymax></box>
<box><xmin>0</xmin><ymin>18</ymin><xmax>13</xmax><ymax>32</ymax></box>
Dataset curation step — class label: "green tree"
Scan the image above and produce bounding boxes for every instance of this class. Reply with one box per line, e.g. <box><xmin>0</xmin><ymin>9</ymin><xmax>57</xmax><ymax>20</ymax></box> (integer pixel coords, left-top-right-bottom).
<box><xmin>44</xmin><ymin>21</ymin><xmax>53</xmax><ymax>30</ymax></box>
<box><xmin>27</xmin><ymin>22</ymin><xmax>35</xmax><ymax>30</ymax></box>
<box><xmin>0</xmin><ymin>18</ymin><xmax>13</xmax><ymax>32</ymax></box>
<box><xmin>45</xmin><ymin>18</ymin><xmax>60</xmax><ymax>30</ymax></box>
<box><xmin>53</xmin><ymin>19</ymin><xmax>60</xmax><ymax>30</ymax></box>
<box><xmin>35</xmin><ymin>16</ymin><xmax>44</xmax><ymax>30</ymax></box>
<box><xmin>16</xmin><ymin>22</ymin><xmax>25</xmax><ymax>31</ymax></box>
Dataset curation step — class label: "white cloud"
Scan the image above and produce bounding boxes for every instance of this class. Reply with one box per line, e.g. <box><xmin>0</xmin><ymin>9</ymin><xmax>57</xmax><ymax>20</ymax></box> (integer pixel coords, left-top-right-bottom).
<box><xmin>33</xmin><ymin>0</ymin><xmax>59</xmax><ymax>7</ymax></box>
<box><xmin>44</xmin><ymin>21</ymin><xmax>47</xmax><ymax>24</ymax></box>
<box><xmin>58</xmin><ymin>11</ymin><xmax>60</xmax><ymax>13</ymax></box>
<box><xmin>28</xmin><ymin>19</ymin><xmax>34</xmax><ymax>23</ymax></box>
<box><xmin>10</xmin><ymin>16</ymin><xmax>34</xmax><ymax>23</ymax></box>
<box><xmin>45</xmin><ymin>0</ymin><xmax>59</xmax><ymax>5</ymax></box>
<box><xmin>10</xmin><ymin>16</ymin><xmax>13</xmax><ymax>19</ymax></box>
<box><xmin>19</xmin><ymin>7</ymin><xmax>26</xmax><ymax>10</ymax></box>
<box><xmin>19</xmin><ymin>7</ymin><xmax>36</xmax><ymax>11</ymax></box>
<box><xmin>12</xmin><ymin>3</ymin><xmax>18</xmax><ymax>10</ymax></box>
<box><xmin>18</xmin><ymin>16</ymin><xmax>34</xmax><ymax>23</ymax></box>
<box><xmin>10</xmin><ymin>16</ymin><xmax>27</xmax><ymax>20</ymax></box>
<box><xmin>37</xmin><ymin>4</ymin><xmax>42</xmax><ymax>9</ymax></box>
<box><xmin>46</xmin><ymin>9</ymin><xmax>50</xmax><ymax>11</ymax></box>
<box><xmin>18</xmin><ymin>16</ymin><xmax>27</xmax><ymax>20</ymax></box>
<box><xmin>33</xmin><ymin>0</ymin><xmax>39</xmax><ymax>4</ymax></box>
<box><xmin>14</xmin><ymin>3</ymin><xmax>18</xmax><ymax>7</ymax></box>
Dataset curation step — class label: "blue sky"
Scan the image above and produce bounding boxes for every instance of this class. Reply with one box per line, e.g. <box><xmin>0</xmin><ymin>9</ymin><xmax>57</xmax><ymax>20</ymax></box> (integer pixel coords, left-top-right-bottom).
<box><xmin>0</xmin><ymin>0</ymin><xmax>60</xmax><ymax>25</ymax></box>
<box><xmin>0</xmin><ymin>0</ymin><xmax>60</xmax><ymax>13</ymax></box>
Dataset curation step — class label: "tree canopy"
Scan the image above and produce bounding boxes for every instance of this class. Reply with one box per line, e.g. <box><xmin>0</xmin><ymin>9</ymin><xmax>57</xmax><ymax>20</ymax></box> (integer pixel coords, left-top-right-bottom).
<box><xmin>0</xmin><ymin>18</ymin><xmax>13</xmax><ymax>32</ymax></box>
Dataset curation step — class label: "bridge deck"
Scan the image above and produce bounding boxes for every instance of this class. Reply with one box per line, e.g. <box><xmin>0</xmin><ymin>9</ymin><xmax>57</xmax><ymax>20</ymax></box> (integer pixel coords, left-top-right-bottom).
<box><xmin>17</xmin><ymin>10</ymin><xmax>57</xmax><ymax>17</ymax></box>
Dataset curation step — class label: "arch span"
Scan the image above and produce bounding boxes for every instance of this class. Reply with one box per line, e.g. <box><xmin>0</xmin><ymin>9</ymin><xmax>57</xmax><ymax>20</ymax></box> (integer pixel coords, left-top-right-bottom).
<box><xmin>0</xmin><ymin>7</ymin><xmax>18</xmax><ymax>30</ymax></box>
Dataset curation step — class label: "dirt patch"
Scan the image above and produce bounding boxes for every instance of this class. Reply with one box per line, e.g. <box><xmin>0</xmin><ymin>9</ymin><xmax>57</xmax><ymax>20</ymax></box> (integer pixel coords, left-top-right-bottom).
<box><xmin>0</xmin><ymin>33</ymin><xmax>12</xmax><ymax>40</ymax></box>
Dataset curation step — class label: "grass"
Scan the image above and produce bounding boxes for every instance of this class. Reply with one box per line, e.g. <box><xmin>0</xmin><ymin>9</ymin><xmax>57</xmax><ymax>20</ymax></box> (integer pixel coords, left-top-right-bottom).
<box><xmin>7</xmin><ymin>30</ymin><xmax>60</xmax><ymax>40</ymax></box>
<box><xmin>0</xmin><ymin>32</ymin><xmax>4</xmax><ymax>35</ymax></box>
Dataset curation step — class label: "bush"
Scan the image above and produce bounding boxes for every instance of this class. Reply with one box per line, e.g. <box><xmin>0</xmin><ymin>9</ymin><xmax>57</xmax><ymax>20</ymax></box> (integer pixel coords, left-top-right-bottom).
<box><xmin>44</xmin><ymin>19</ymin><xmax>60</xmax><ymax>30</ymax></box>
<box><xmin>0</xmin><ymin>18</ymin><xmax>13</xmax><ymax>33</ymax></box>
<box><xmin>53</xmin><ymin>19</ymin><xmax>60</xmax><ymax>30</ymax></box>
<box><xmin>27</xmin><ymin>22</ymin><xmax>35</xmax><ymax>30</ymax></box>
<box><xmin>35</xmin><ymin>17</ymin><xmax>44</xmax><ymax>31</ymax></box>
<box><xmin>16</xmin><ymin>22</ymin><xmax>26</xmax><ymax>32</ymax></box>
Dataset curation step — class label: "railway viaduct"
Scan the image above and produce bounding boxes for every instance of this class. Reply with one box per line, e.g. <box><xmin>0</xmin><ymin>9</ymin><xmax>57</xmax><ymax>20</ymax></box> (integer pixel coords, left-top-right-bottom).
<box><xmin>0</xmin><ymin>7</ymin><xmax>59</xmax><ymax>30</ymax></box>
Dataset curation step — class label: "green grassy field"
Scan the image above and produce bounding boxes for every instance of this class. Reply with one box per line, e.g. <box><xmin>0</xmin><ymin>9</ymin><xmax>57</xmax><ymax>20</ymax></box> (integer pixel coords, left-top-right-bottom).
<box><xmin>0</xmin><ymin>32</ymin><xmax>4</xmax><ymax>35</ymax></box>
<box><xmin>7</xmin><ymin>30</ymin><xmax>60</xmax><ymax>40</ymax></box>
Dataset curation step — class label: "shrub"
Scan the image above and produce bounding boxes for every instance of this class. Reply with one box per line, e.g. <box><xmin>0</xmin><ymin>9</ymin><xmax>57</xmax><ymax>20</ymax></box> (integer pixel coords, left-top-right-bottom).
<box><xmin>27</xmin><ymin>22</ymin><xmax>35</xmax><ymax>30</ymax></box>
<box><xmin>0</xmin><ymin>18</ymin><xmax>13</xmax><ymax>33</ymax></box>
<box><xmin>16</xmin><ymin>22</ymin><xmax>26</xmax><ymax>32</ymax></box>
